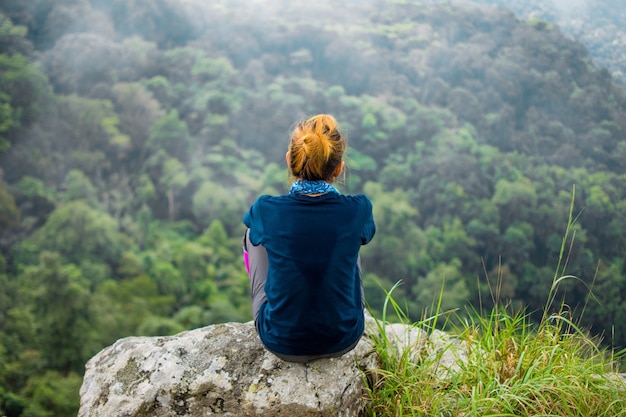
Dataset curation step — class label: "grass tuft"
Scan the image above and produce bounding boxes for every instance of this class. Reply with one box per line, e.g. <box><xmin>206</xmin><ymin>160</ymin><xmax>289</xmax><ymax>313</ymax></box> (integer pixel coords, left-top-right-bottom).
<box><xmin>365</xmin><ymin>186</ymin><xmax>626</xmax><ymax>416</ymax></box>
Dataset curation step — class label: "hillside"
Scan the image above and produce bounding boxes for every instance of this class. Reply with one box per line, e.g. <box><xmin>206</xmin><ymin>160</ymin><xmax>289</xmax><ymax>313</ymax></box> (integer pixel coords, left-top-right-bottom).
<box><xmin>455</xmin><ymin>0</ymin><xmax>626</xmax><ymax>87</ymax></box>
<box><xmin>1</xmin><ymin>0</ymin><xmax>626</xmax><ymax>415</ymax></box>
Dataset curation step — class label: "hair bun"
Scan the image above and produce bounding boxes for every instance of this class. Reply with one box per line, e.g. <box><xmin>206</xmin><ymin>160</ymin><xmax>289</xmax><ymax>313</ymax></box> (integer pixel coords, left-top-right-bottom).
<box><xmin>288</xmin><ymin>114</ymin><xmax>346</xmax><ymax>181</ymax></box>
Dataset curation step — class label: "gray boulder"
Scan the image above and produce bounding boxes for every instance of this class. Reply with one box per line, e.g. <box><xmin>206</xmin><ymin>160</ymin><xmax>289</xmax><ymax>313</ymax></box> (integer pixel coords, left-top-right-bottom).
<box><xmin>79</xmin><ymin>320</ymin><xmax>379</xmax><ymax>417</ymax></box>
<box><xmin>79</xmin><ymin>315</ymin><xmax>463</xmax><ymax>416</ymax></box>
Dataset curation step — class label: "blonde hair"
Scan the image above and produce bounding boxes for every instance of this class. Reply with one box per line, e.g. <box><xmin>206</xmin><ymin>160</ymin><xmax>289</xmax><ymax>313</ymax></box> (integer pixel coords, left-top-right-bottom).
<box><xmin>288</xmin><ymin>114</ymin><xmax>346</xmax><ymax>181</ymax></box>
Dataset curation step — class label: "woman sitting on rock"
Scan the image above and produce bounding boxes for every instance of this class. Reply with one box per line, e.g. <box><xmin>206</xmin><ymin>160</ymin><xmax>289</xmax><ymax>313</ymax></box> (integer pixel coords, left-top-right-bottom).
<box><xmin>242</xmin><ymin>114</ymin><xmax>376</xmax><ymax>363</ymax></box>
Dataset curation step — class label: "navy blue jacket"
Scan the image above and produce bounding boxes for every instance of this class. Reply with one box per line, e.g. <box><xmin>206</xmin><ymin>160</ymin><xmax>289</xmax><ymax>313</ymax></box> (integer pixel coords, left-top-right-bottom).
<box><xmin>243</xmin><ymin>192</ymin><xmax>375</xmax><ymax>356</ymax></box>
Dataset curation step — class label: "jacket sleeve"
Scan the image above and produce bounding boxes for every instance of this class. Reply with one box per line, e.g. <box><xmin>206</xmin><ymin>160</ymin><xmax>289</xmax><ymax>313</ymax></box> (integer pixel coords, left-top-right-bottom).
<box><xmin>360</xmin><ymin>196</ymin><xmax>376</xmax><ymax>245</ymax></box>
<box><xmin>243</xmin><ymin>197</ymin><xmax>265</xmax><ymax>246</ymax></box>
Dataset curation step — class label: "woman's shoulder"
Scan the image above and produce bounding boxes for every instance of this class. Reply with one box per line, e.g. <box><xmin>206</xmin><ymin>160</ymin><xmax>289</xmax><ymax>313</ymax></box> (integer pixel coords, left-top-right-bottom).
<box><xmin>340</xmin><ymin>193</ymin><xmax>373</xmax><ymax>206</ymax></box>
<box><xmin>253</xmin><ymin>192</ymin><xmax>372</xmax><ymax>208</ymax></box>
<box><xmin>251</xmin><ymin>194</ymin><xmax>282</xmax><ymax>204</ymax></box>
<box><xmin>249</xmin><ymin>194</ymin><xmax>295</xmax><ymax>212</ymax></box>
<box><xmin>332</xmin><ymin>193</ymin><xmax>373</xmax><ymax>215</ymax></box>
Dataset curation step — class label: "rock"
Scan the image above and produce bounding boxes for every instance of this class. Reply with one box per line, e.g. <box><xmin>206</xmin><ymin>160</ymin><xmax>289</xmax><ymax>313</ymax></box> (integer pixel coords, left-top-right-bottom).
<box><xmin>382</xmin><ymin>323</ymin><xmax>467</xmax><ymax>378</ymax></box>
<box><xmin>79</xmin><ymin>320</ymin><xmax>380</xmax><ymax>417</ymax></box>
<box><xmin>78</xmin><ymin>313</ymin><xmax>468</xmax><ymax>416</ymax></box>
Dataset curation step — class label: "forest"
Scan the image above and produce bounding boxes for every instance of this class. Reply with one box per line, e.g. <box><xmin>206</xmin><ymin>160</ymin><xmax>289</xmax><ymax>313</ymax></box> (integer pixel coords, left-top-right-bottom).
<box><xmin>459</xmin><ymin>0</ymin><xmax>626</xmax><ymax>87</ymax></box>
<box><xmin>1</xmin><ymin>0</ymin><xmax>626</xmax><ymax>415</ymax></box>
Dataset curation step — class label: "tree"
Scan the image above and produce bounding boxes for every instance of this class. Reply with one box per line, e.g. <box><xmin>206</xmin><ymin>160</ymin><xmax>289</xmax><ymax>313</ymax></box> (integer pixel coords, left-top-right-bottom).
<box><xmin>41</xmin><ymin>32</ymin><xmax>122</xmax><ymax>94</ymax></box>
<box><xmin>0</xmin><ymin>52</ymin><xmax>53</xmax><ymax>155</ymax></box>
<box><xmin>109</xmin><ymin>0</ymin><xmax>204</xmax><ymax>47</ymax></box>
<box><xmin>146</xmin><ymin>109</ymin><xmax>191</xmax><ymax>162</ymax></box>
<box><xmin>141</xmin><ymin>110</ymin><xmax>193</xmax><ymax>221</ymax></box>
<box><xmin>60</xmin><ymin>169</ymin><xmax>98</xmax><ymax>206</ymax></box>
<box><xmin>0</xmin><ymin>185</ymin><xmax>19</xmax><ymax>233</ymax></box>
<box><xmin>137</xmin><ymin>316</ymin><xmax>184</xmax><ymax>337</ymax></box>
<box><xmin>111</xmin><ymin>82</ymin><xmax>164</xmax><ymax>158</ymax></box>
<box><xmin>412</xmin><ymin>259</ymin><xmax>470</xmax><ymax>318</ymax></box>
<box><xmin>175</xmin><ymin>241</ymin><xmax>215</xmax><ymax>304</ymax></box>
<box><xmin>151</xmin><ymin>260</ymin><xmax>185</xmax><ymax>301</ymax></box>
<box><xmin>192</xmin><ymin>180</ymin><xmax>246</xmax><ymax>232</ymax></box>
<box><xmin>91</xmin><ymin>275</ymin><xmax>176</xmax><ymax>344</ymax></box>
<box><xmin>159</xmin><ymin>157</ymin><xmax>189</xmax><ymax>223</ymax></box>
<box><xmin>439</xmin><ymin>217</ymin><xmax>477</xmax><ymax>267</ymax></box>
<box><xmin>499</xmin><ymin>222</ymin><xmax>534</xmax><ymax>274</ymax></box>
<box><xmin>39</xmin><ymin>0</ymin><xmax>114</xmax><ymax>50</ymax></box>
<box><xmin>19</xmin><ymin>200</ymin><xmax>133</xmax><ymax>270</ymax></box>
<box><xmin>0</xmin><ymin>12</ymin><xmax>34</xmax><ymax>57</ymax></box>
<box><xmin>492</xmin><ymin>177</ymin><xmax>538</xmax><ymax>228</ymax></box>
<box><xmin>580</xmin><ymin>259</ymin><xmax>626</xmax><ymax>349</ymax></box>
<box><xmin>19</xmin><ymin>370</ymin><xmax>81</xmax><ymax>417</ymax></box>
<box><xmin>360</xmin><ymin>181</ymin><xmax>426</xmax><ymax>284</ymax></box>
<box><xmin>19</xmin><ymin>252</ymin><xmax>97</xmax><ymax>374</ymax></box>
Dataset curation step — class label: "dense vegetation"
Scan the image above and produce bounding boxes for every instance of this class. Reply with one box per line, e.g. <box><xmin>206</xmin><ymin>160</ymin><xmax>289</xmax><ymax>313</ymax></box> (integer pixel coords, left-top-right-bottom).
<box><xmin>1</xmin><ymin>0</ymin><xmax>626</xmax><ymax>415</ymax></box>
<box><xmin>368</xmin><ymin>275</ymin><xmax>626</xmax><ymax>416</ymax></box>
<box><xmin>459</xmin><ymin>0</ymin><xmax>626</xmax><ymax>87</ymax></box>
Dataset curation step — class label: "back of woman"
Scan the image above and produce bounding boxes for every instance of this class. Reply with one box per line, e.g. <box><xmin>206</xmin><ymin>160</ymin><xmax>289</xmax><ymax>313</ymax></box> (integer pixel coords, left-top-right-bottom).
<box><xmin>243</xmin><ymin>114</ymin><xmax>376</xmax><ymax>362</ymax></box>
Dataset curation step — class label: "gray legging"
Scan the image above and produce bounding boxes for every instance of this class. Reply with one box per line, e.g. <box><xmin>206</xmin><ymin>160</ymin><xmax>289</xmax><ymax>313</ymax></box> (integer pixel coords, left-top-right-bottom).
<box><xmin>242</xmin><ymin>229</ymin><xmax>363</xmax><ymax>363</ymax></box>
<box><xmin>243</xmin><ymin>228</ymin><xmax>269</xmax><ymax>322</ymax></box>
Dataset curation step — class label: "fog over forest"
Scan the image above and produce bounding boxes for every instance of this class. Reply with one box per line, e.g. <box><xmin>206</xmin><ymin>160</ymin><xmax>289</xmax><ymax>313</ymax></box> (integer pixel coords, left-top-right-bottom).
<box><xmin>455</xmin><ymin>0</ymin><xmax>626</xmax><ymax>85</ymax></box>
<box><xmin>1</xmin><ymin>0</ymin><xmax>626</xmax><ymax>415</ymax></box>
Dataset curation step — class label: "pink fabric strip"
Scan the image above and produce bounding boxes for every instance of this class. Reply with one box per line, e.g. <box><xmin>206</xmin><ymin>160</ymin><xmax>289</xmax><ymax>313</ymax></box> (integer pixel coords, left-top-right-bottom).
<box><xmin>243</xmin><ymin>249</ymin><xmax>250</xmax><ymax>275</ymax></box>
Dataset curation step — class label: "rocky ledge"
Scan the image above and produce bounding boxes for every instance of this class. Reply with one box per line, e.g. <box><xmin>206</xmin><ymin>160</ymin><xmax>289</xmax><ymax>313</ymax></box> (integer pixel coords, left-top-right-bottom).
<box><xmin>78</xmin><ymin>314</ymin><xmax>462</xmax><ymax>417</ymax></box>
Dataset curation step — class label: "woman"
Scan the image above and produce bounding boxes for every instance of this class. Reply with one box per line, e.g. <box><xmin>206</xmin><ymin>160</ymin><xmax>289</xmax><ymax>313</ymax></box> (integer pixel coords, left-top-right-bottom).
<box><xmin>243</xmin><ymin>114</ymin><xmax>376</xmax><ymax>362</ymax></box>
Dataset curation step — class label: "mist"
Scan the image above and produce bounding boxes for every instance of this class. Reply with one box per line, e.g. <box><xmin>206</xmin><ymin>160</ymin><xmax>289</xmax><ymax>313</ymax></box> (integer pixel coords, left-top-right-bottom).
<box><xmin>551</xmin><ymin>0</ymin><xmax>588</xmax><ymax>17</ymax></box>
<box><xmin>2</xmin><ymin>1</ymin><xmax>626</xmax><ymax>413</ymax></box>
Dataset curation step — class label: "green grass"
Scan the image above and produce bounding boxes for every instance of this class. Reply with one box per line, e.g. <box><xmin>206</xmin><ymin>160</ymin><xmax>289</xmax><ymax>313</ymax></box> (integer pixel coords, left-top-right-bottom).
<box><xmin>365</xmin><ymin>187</ymin><xmax>626</xmax><ymax>416</ymax></box>
<box><xmin>366</xmin><ymin>290</ymin><xmax>626</xmax><ymax>416</ymax></box>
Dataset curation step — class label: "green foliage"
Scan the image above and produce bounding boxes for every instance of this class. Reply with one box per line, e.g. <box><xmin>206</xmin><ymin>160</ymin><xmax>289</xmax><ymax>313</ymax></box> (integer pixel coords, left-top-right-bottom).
<box><xmin>0</xmin><ymin>12</ymin><xmax>31</xmax><ymax>56</ymax></box>
<box><xmin>137</xmin><ymin>316</ymin><xmax>185</xmax><ymax>337</ymax></box>
<box><xmin>1</xmin><ymin>1</ymin><xmax>626</xmax><ymax>415</ymax></box>
<box><xmin>90</xmin><ymin>275</ymin><xmax>176</xmax><ymax>343</ymax></box>
<box><xmin>412</xmin><ymin>259</ymin><xmax>470</xmax><ymax>316</ymax></box>
<box><xmin>0</xmin><ymin>50</ymin><xmax>52</xmax><ymax>154</ymax></box>
<box><xmin>17</xmin><ymin>201</ymin><xmax>134</xmax><ymax>269</ymax></box>
<box><xmin>0</xmin><ymin>92</ymin><xmax>16</xmax><ymax>152</ymax></box>
<box><xmin>10</xmin><ymin>252</ymin><xmax>98</xmax><ymax>375</ymax></box>
<box><xmin>60</xmin><ymin>170</ymin><xmax>98</xmax><ymax>206</ymax></box>
<box><xmin>19</xmin><ymin>371</ymin><xmax>81</xmax><ymax>417</ymax></box>
<box><xmin>111</xmin><ymin>82</ymin><xmax>164</xmax><ymax>155</ymax></box>
<box><xmin>147</xmin><ymin>110</ymin><xmax>191</xmax><ymax>161</ymax></box>
<box><xmin>0</xmin><ymin>185</ymin><xmax>19</xmax><ymax>229</ymax></box>
<box><xmin>366</xmin><ymin>280</ymin><xmax>626</xmax><ymax>417</ymax></box>
<box><xmin>192</xmin><ymin>181</ymin><xmax>241</xmax><ymax>228</ymax></box>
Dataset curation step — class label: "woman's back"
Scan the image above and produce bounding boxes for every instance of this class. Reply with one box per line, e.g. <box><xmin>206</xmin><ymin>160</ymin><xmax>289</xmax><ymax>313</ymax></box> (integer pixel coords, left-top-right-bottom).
<box><xmin>243</xmin><ymin>114</ymin><xmax>376</xmax><ymax>362</ymax></box>
<box><xmin>244</xmin><ymin>192</ymin><xmax>375</xmax><ymax>356</ymax></box>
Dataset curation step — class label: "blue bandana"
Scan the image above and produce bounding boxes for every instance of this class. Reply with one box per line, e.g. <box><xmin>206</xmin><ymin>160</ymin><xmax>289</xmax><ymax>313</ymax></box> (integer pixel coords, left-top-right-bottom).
<box><xmin>289</xmin><ymin>180</ymin><xmax>339</xmax><ymax>196</ymax></box>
